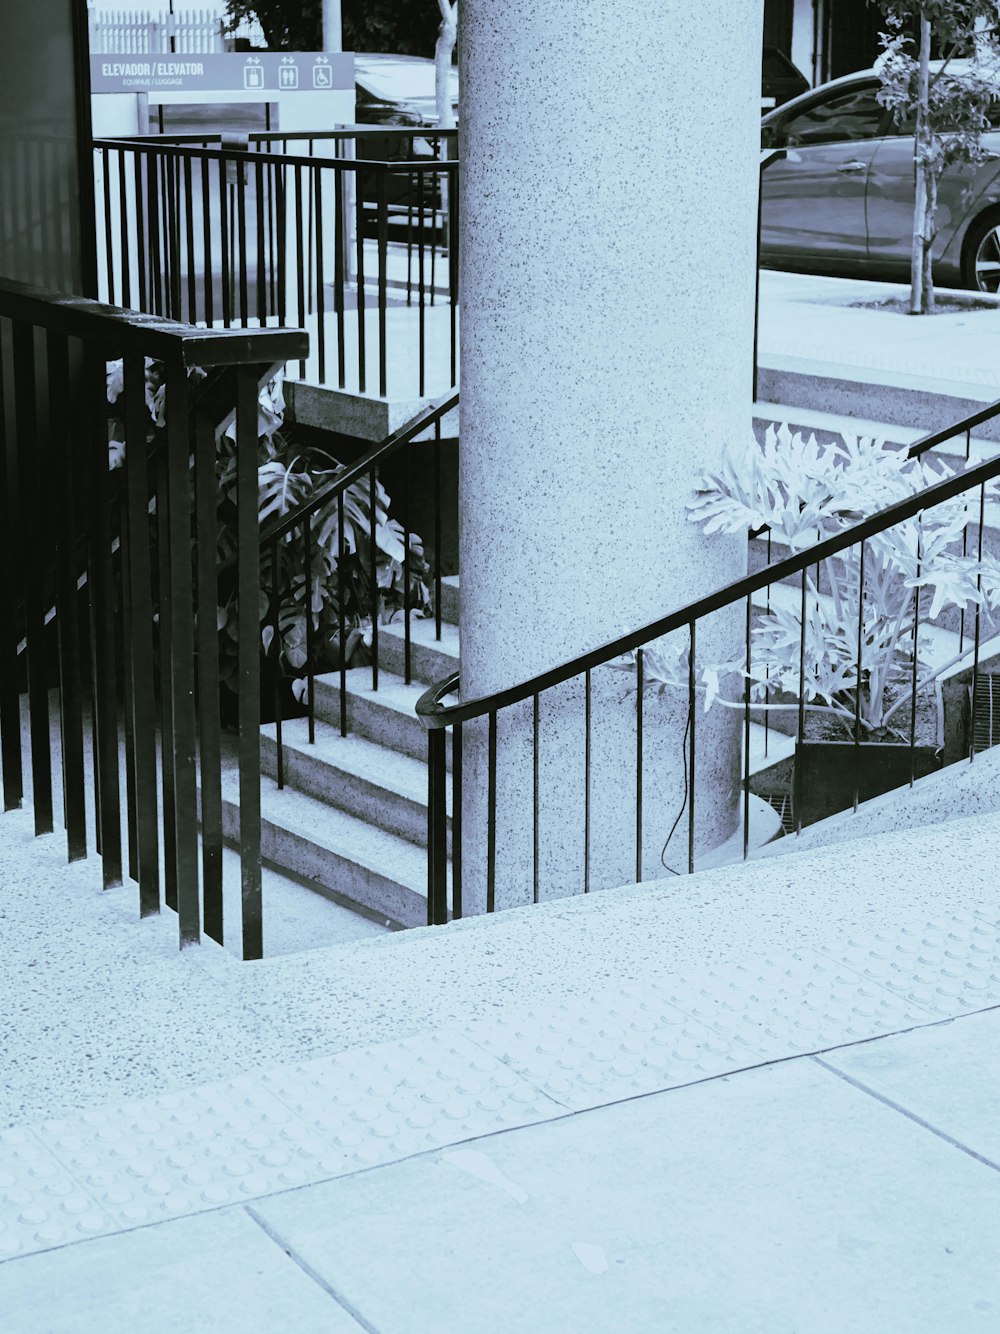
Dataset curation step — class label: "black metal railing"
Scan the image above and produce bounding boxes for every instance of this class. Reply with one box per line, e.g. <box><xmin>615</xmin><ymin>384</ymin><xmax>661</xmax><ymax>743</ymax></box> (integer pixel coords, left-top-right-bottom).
<box><xmin>92</xmin><ymin>129</ymin><xmax>459</xmax><ymax>399</ymax></box>
<box><xmin>246</xmin><ymin>389</ymin><xmax>458</xmax><ymax>777</ymax></box>
<box><xmin>0</xmin><ymin>276</ymin><xmax>308</xmax><ymax>958</ymax></box>
<box><xmin>418</xmin><ymin>398</ymin><xmax>1000</xmax><ymax>925</ymax></box>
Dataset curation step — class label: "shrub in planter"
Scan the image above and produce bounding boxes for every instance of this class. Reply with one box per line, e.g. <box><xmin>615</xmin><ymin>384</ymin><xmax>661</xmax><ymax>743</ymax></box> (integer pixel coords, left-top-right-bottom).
<box><xmin>616</xmin><ymin>426</ymin><xmax>1000</xmax><ymax>824</ymax></box>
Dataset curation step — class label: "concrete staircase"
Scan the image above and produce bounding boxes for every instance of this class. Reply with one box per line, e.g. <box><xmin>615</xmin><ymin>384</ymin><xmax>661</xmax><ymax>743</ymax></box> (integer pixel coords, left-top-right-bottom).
<box><xmin>216</xmin><ymin>397</ymin><xmax>1000</xmax><ymax>931</ymax></box>
<box><xmin>221</xmin><ymin>577</ymin><xmax>460</xmax><ymax>928</ymax></box>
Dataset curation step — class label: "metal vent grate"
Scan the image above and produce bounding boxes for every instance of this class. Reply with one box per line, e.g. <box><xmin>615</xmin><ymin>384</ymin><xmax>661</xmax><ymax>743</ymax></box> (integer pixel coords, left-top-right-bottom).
<box><xmin>972</xmin><ymin>673</ymin><xmax>1000</xmax><ymax>752</ymax></box>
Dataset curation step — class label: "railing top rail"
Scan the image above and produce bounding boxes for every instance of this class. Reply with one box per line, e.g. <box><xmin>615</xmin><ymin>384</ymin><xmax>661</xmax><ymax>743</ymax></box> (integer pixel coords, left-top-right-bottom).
<box><xmin>418</xmin><ymin>431</ymin><xmax>1000</xmax><ymax>731</ymax></box>
<box><xmin>0</xmin><ymin>278</ymin><xmax>309</xmax><ymax>367</ymax></box>
<box><xmin>93</xmin><ymin>136</ymin><xmax>459</xmax><ymax>171</ymax></box>
<box><xmin>95</xmin><ymin>126</ymin><xmax>459</xmax><ymax>147</ymax></box>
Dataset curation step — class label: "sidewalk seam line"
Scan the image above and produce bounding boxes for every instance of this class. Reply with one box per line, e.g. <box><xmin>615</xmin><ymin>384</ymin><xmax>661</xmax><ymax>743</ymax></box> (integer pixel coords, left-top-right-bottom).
<box><xmin>243</xmin><ymin>1202</ymin><xmax>383</xmax><ymax>1334</ymax></box>
<box><xmin>812</xmin><ymin>1055</ymin><xmax>1000</xmax><ymax>1173</ymax></box>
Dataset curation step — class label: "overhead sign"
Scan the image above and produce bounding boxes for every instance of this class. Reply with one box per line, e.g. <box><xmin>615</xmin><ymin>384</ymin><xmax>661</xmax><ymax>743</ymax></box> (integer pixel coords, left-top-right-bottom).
<box><xmin>90</xmin><ymin>52</ymin><xmax>354</xmax><ymax>94</ymax></box>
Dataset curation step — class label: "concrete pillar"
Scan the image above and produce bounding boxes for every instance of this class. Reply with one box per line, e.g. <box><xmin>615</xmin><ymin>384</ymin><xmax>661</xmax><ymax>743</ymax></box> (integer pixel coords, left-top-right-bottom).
<box><xmin>457</xmin><ymin>1</ymin><xmax>763</xmax><ymax>912</ymax></box>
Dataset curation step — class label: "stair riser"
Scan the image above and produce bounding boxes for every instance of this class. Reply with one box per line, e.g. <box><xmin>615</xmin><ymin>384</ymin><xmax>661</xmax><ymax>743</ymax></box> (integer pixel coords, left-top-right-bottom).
<box><xmin>260</xmin><ymin>733</ymin><xmax>452</xmax><ymax>854</ymax></box>
<box><xmin>377</xmin><ymin>630</ymin><xmax>457</xmax><ymax>687</ymax></box>
<box><xmin>311</xmin><ymin>678</ymin><xmax>453</xmax><ymax>772</ymax></box>
<box><xmin>438</xmin><ymin>577</ymin><xmax>459</xmax><ymax>627</ymax></box>
<box><xmin>221</xmin><ymin>796</ymin><xmax>430</xmax><ymax>928</ymax></box>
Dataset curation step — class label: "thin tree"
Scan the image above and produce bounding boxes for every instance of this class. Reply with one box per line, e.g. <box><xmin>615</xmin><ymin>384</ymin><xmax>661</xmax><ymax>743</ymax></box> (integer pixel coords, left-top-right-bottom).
<box><xmin>876</xmin><ymin>1</ymin><xmax>1000</xmax><ymax>313</ymax></box>
<box><xmin>435</xmin><ymin>0</ymin><xmax>458</xmax><ymax>131</ymax></box>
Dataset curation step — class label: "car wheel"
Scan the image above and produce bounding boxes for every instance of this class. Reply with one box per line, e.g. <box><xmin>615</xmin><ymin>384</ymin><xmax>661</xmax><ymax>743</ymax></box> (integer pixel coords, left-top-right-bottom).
<box><xmin>964</xmin><ymin>209</ymin><xmax>1000</xmax><ymax>293</ymax></box>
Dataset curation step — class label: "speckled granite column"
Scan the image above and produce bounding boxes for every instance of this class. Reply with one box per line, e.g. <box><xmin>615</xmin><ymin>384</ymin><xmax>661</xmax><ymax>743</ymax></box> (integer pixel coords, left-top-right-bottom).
<box><xmin>458</xmin><ymin>0</ymin><xmax>762</xmax><ymax>912</ymax></box>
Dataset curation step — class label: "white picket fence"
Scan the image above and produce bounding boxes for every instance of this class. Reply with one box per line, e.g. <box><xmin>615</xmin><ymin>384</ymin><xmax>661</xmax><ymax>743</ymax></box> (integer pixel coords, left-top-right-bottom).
<box><xmin>88</xmin><ymin>7</ymin><xmax>265</xmax><ymax>54</ymax></box>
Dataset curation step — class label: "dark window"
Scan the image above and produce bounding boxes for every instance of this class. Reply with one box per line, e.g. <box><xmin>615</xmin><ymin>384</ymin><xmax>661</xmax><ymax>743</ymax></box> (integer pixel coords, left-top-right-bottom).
<box><xmin>783</xmin><ymin>85</ymin><xmax>886</xmax><ymax>146</ymax></box>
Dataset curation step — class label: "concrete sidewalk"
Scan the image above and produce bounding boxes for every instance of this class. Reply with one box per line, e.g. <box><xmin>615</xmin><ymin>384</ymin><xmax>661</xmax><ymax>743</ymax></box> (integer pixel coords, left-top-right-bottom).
<box><xmin>3</xmin><ymin>796</ymin><xmax>1000</xmax><ymax>1331</ymax></box>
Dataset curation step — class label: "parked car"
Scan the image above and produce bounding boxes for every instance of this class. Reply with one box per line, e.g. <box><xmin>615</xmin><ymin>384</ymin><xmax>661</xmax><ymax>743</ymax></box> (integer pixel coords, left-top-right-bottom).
<box><xmin>762</xmin><ymin>46</ymin><xmax>810</xmax><ymax>111</ymax></box>
<box><xmin>759</xmin><ymin>66</ymin><xmax>1000</xmax><ymax>292</ymax></box>
<box><xmin>353</xmin><ymin>52</ymin><xmax>459</xmax><ymax>225</ymax></box>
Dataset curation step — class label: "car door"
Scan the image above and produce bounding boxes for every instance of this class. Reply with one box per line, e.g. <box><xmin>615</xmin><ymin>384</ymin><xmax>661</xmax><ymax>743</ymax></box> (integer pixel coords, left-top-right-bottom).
<box><xmin>866</xmin><ymin>120</ymin><xmax>1000</xmax><ymax>270</ymax></box>
<box><xmin>761</xmin><ymin>80</ymin><xmax>889</xmax><ymax>260</ymax></box>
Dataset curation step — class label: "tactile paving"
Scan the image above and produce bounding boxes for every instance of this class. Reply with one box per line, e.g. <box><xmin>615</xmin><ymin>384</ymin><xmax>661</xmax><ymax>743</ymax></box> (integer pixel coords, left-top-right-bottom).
<box><xmin>34</xmin><ymin>1076</ymin><xmax>338</xmax><ymax>1229</ymax></box>
<box><xmin>0</xmin><ymin>1126</ymin><xmax>113</xmax><ymax>1260</ymax></box>
<box><xmin>662</xmin><ymin>949</ymin><xmax>937</xmax><ymax>1059</ymax></box>
<box><xmin>465</xmin><ymin>983</ymin><xmax>761</xmax><ymax>1110</ymax></box>
<box><xmin>816</xmin><ymin>912</ymin><xmax>1000</xmax><ymax>1019</ymax></box>
<box><xmin>260</xmin><ymin>1031</ymin><xmax>561</xmax><ymax>1167</ymax></box>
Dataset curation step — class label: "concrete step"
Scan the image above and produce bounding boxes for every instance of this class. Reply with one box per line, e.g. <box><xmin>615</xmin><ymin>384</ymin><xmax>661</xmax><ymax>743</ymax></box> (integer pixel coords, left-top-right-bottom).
<box><xmin>260</xmin><ymin>716</ymin><xmax>451</xmax><ymax>852</ymax></box>
<box><xmin>377</xmin><ymin>614</ymin><xmax>460</xmax><ymax>687</ymax></box>
<box><xmin>438</xmin><ymin>573</ymin><xmax>459</xmax><ymax>627</ymax></box>
<box><xmin>754</xmin><ymin>401</ymin><xmax>1000</xmax><ymax>464</ymax></box>
<box><xmin>312</xmin><ymin>666</ymin><xmax>452</xmax><ymax>770</ymax></box>
<box><xmin>220</xmin><ymin>770</ymin><xmax>448</xmax><ymax>928</ymax></box>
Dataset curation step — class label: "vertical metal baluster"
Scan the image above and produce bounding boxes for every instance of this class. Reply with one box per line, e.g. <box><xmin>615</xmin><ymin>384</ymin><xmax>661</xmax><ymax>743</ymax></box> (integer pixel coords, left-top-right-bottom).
<box><xmin>120</xmin><ymin>510</ymin><xmax>137</xmax><ymax>883</ymax></box>
<box><xmin>743</xmin><ymin>596</ymin><xmax>751</xmax><ymax>860</ymax></box>
<box><xmin>236</xmin><ymin>366</ymin><xmax>263</xmax><ymax>960</ymax></box>
<box><xmin>147</xmin><ymin>152</ymin><xmax>162</xmax><ymax>314</ymax></box>
<box><xmin>12</xmin><ymin>322</ymin><xmax>53</xmax><ymax>834</ymax></box>
<box><xmin>635</xmin><ymin>647</ymin><xmax>644</xmax><ymax>881</ymax></box>
<box><xmin>764</xmin><ymin>529</ymin><xmax>772</xmax><ymax>757</ymax></box>
<box><xmin>377</xmin><ymin>167</ymin><xmax>388</xmax><ymax>397</ymax></box>
<box><xmin>427</xmin><ymin>727</ymin><xmax>448</xmax><ymax>925</ymax></box>
<box><xmin>101</xmin><ymin>145</ymin><xmax>115</xmax><ymax>304</ymax></box>
<box><xmin>487</xmin><ymin>710</ymin><xmax>497</xmax><ymax>912</ymax></box>
<box><xmin>236</xmin><ymin>155</ymin><xmax>249</xmax><ymax>325</ymax></box>
<box><xmin>533</xmin><ymin>692</ymin><xmax>540</xmax><ymax>904</ymax></box>
<box><xmin>165</xmin><ymin>150</ymin><xmax>181</xmax><ymax>319</ymax></box>
<box><xmin>156</xmin><ymin>446</ymin><xmax>177</xmax><ymax>914</ymax></box>
<box><xmin>194</xmin><ymin>409</ymin><xmax>223</xmax><ymax>945</ymax></box>
<box><xmin>688</xmin><ymin>621</ymin><xmax>696</xmax><ymax>874</ymax></box>
<box><xmin>270</xmin><ymin>536</ymin><xmax>283</xmax><ymax>789</ymax></box>
<box><xmin>183</xmin><ymin>155</ymin><xmax>195</xmax><ymax>323</ymax></box>
<box><xmin>118</xmin><ymin>149</ymin><xmax>132</xmax><ymax>309</ymax></box>
<box><xmin>355</xmin><ymin>166</ymin><xmax>367</xmax><ymax>394</ymax></box>
<box><xmin>795</xmin><ymin>567</ymin><xmax>807</xmax><ymax>835</ymax></box>
<box><xmin>304</xmin><ymin>520</ymin><xmax>315</xmax><ymax>745</ymax></box>
<box><xmin>971</xmin><ymin>482</ymin><xmax>986</xmax><ymax>762</ymax></box>
<box><xmin>434</xmin><ymin>422</ymin><xmax>442</xmax><ymax>641</ymax></box>
<box><xmin>369</xmin><ymin>467</ymin><xmax>379</xmax><ymax>691</ymax></box>
<box><xmin>314</xmin><ymin>165</ymin><xmax>326</xmax><ymax>384</ymax></box>
<box><xmin>853</xmin><ymin>540</ymin><xmax>866</xmax><ymax>812</ymax></box>
<box><xmin>268</xmin><ymin>158</ymin><xmax>278</xmax><ymax>316</ymax></box>
<box><xmin>219</xmin><ymin>153</ymin><xmax>231</xmax><ymax>327</ymax></box>
<box><xmin>334</xmin><ymin>166</ymin><xmax>346</xmax><ymax>388</ymax></box>
<box><xmin>403</xmin><ymin>445</ymin><xmax>412</xmax><ymax>684</ymax></box>
<box><xmin>584</xmin><ymin>669</ymin><xmax>591</xmax><ymax>893</ymax></box>
<box><xmin>0</xmin><ymin>325</ymin><xmax>22</xmax><ymax>811</ymax></box>
<box><xmin>294</xmin><ymin>164</ymin><xmax>306</xmax><ymax>377</ymax></box>
<box><xmin>201</xmin><ymin>157</ymin><xmax>214</xmax><ymax>328</ymax></box>
<box><xmin>255</xmin><ymin>158</ymin><xmax>266</xmax><ymax>327</ymax></box>
<box><xmin>418</xmin><ymin>168</ymin><xmax>426</xmax><ymax>397</ymax></box>
<box><xmin>448</xmin><ymin>163</ymin><xmax>458</xmax><ymax>388</ymax></box>
<box><xmin>276</xmin><ymin>162</ymin><xmax>287</xmax><ymax>326</ymax></box>
<box><xmin>134</xmin><ymin>153</ymin><xmax>148</xmax><ymax>313</ymax></box>
<box><xmin>910</xmin><ymin>522</ymin><xmax>921</xmax><ymax>787</ymax></box>
<box><xmin>452</xmin><ymin>720</ymin><xmax>463</xmax><ymax>918</ymax></box>
<box><xmin>338</xmin><ymin>489</ymin><xmax>347</xmax><ymax>737</ymax></box>
<box><xmin>86</xmin><ymin>348</ymin><xmax>122</xmax><ymax>884</ymax></box>
<box><xmin>49</xmin><ymin>333</ymin><xmax>86</xmax><ymax>859</ymax></box>
<box><xmin>960</xmin><ymin>427</ymin><xmax>971</xmax><ymax>656</ymax></box>
<box><xmin>165</xmin><ymin>364</ymin><xmax>199</xmax><ymax>944</ymax></box>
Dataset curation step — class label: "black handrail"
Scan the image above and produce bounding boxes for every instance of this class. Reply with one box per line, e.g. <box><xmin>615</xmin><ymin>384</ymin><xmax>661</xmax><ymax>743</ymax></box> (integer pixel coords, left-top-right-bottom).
<box><xmin>94</xmin><ymin>137</ymin><xmax>459</xmax><ymax>173</ymax></box>
<box><xmin>417</xmin><ymin>420</ymin><xmax>1000</xmax><ymax>731</ymax></box>
<box><xmin>0</xmin><ymin>276</ymin><xmax>308</xmax><ymax>366</ymax></box>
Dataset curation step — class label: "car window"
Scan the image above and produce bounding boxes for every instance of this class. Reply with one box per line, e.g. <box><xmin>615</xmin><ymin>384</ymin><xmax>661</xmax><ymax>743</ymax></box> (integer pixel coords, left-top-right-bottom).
<box><xmin>782</xmin><ymin>86</ymin><xmax>886</xmax><ymax>146</ymax></box>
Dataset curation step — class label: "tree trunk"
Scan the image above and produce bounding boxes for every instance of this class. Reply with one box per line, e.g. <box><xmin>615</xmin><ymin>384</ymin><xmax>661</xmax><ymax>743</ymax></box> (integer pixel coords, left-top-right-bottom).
<box><xmin>910</xmin><ymin>15</ymin><xmax>933</xmax><ymax>315</ymax></box>
<box><xmin>435</xmin><ymin>1</ymin><xmax>458</xmax><ymax>131</ymax></box>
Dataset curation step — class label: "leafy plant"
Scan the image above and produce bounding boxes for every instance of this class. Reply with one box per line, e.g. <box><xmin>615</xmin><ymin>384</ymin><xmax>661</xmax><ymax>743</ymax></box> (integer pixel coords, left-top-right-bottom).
<box><xmin>617</xmin><ymin>426</ymin><xmax>1000</xmax><ymax>741</ymax></box>
<box><xmin>106</xmin><ymin>359</ymin><xmax>430</xmax><ymax>704</ymax></box>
